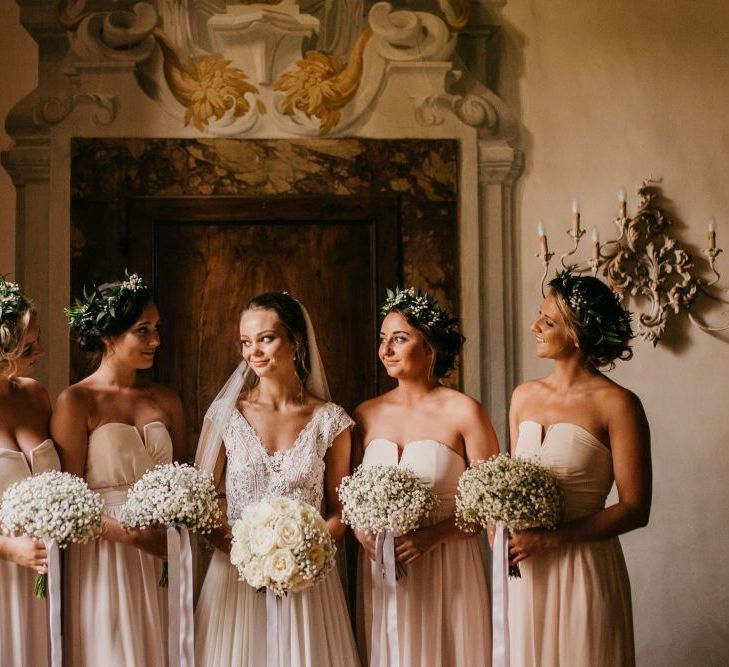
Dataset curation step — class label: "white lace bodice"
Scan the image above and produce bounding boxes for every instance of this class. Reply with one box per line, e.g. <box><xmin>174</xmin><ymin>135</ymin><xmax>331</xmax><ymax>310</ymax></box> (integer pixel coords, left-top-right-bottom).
<box><xmin>222</xmin><ymin>401</ymin><xmax>353</xmax><ymax>522</ymax></box>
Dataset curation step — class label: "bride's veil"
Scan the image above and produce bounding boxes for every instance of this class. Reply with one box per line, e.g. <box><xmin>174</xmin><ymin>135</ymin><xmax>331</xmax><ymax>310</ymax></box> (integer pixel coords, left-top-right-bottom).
<box><xmin>194</xmin><ymin>300</ymin><xmax>331</xmax><ymax>477</ymax></box>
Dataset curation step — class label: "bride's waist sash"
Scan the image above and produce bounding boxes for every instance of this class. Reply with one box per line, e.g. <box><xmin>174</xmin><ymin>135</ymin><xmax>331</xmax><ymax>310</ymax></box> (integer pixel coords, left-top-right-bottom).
<box><xmin>94</xmin><ymin>484</ymin><xmax>131</xmax><ymax>515</ymax></box>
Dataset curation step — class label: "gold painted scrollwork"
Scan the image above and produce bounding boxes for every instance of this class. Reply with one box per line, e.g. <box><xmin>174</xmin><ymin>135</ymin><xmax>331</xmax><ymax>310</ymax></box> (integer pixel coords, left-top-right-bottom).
<box><xmin>152</xmin><ymin>29</ymin><xmax>266</xmax><ymax>131</ymax></box>
<box><xmin>273</xmin><ymin>27</ymin><xmax>373</xmax><ymax>135</ymax></box>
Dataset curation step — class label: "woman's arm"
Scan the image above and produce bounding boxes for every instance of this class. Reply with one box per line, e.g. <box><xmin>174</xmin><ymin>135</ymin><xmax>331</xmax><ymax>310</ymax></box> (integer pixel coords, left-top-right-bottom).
<box><xmin>51</xmin><ymin>387</ymin><xmax>89</xmax><ymax>479</ymax></box>
<box><xmin>509</xmin><ymin>389</ymin><xmax>651</xmax><ymax>564</ymax></box>
<box><xmin>395</xmin><ymin>396</ymin><xmax>501</xmax><ymax>564</ymax></box>
<box><xmin>323</xmin><ymin>428</ymin><xmax>352</xmax><ymax>542</ymax></box>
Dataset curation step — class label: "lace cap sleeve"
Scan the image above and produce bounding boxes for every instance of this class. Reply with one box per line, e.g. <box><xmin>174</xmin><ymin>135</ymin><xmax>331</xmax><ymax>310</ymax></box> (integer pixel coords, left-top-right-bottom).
<box><xmin>321</xmin><ymin>403</ymin><xmax>354</xmax><ymax>449</ymax></box>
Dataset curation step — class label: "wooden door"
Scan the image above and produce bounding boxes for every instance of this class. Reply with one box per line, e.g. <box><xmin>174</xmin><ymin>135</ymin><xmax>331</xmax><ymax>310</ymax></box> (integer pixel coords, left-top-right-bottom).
<box><xmin>126</xmin><ymin>196</ymin><xmax>401</xmax><ymax>452</ymax></box>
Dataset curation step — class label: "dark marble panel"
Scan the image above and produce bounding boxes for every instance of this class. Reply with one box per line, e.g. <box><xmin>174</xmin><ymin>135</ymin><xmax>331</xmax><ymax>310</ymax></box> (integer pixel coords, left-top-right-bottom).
<box><xmin>71</xmin><ymin>137</ymin><xmax>461</xmax><ymax>383</ymax></box>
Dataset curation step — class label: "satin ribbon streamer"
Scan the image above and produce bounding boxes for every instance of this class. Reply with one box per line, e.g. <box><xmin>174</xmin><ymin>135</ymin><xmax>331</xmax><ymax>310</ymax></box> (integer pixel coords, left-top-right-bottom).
<box><xmin>167</xmin><ymin>526</ymin><xmax>194</xmax><ymax>667</ymax></box>
<box><xmin>492</xmin><ymin>521</ymin><xmax>510</xmax><ymax>667</ymax></box>
<box><xmin>370</xmin><ymin>530</ymin><xmax>400</xmax><ymax>667</ymax></box>
<box><xmin>44</xmin><ymin>540</ymin><xmax>62</xmax><ymax>667</ymax></box>
<box><xmin>266</xmin><ymin>589</ymin><xmax>292</xmax><ymax>667</ymax></box>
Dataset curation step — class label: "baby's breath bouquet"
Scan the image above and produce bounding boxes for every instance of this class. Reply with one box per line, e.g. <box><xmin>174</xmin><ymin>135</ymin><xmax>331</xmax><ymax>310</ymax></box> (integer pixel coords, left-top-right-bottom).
<box><xmin>338</xmin><ymin>464</ymin><xmax>439</xmax><ymax>537</ymax></box>
<box><xmin>1</xmin><ymin>470</ymin><xmax>103</xmax><ymax>597</ymax></box>
<box><xmin>455</xmin><ymin>454</ymin><xmax>562</xmax><ymax>576</ymax></box>
<box><xmin>119</xmin><ymin>462</ymin><xmax>222</xmax><ymax>586</ymax></box>
<box><xmin>230</xmin><ymin>497</ymin><xmax>336</xmax><ymax>597</ymax></box>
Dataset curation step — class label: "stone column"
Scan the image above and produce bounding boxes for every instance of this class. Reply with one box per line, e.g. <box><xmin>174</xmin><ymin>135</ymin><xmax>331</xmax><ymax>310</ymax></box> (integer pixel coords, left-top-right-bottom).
<box><xmin>477</xmin><ymin>139</ymin><xmax>523</xmax><ymax>446</ymax></box>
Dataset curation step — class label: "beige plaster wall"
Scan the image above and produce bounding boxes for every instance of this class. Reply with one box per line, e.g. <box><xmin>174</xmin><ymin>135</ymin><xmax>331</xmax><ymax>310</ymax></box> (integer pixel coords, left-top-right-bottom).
<box><xmin>0</xmin><ymin>0</ymin><xmax>37</xmax><ymax>277</ymax></box>
<box><xmin>497</xmin><ymin>1</ymin><xmax>729</xmax><ymax>664</ymax></box>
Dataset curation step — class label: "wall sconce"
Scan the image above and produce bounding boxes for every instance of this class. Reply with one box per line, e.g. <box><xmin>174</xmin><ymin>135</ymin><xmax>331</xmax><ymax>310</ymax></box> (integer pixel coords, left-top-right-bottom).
<box><xmin>535</xmin><ymin>179</ymin><xmax>728</xmax><ymax>344</ymax></box>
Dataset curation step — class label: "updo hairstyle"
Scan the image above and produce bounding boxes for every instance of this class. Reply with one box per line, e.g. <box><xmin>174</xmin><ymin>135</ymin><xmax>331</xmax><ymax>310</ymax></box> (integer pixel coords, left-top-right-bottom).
<box><xmin>0</xmin><ymin>278</ymin><xmax>36</xmax><ymax>377</ymax></box>
<box><xmin>548</xmin><ymin>271</ymin><xmax>633</xmax><ymax>370</ymax></box>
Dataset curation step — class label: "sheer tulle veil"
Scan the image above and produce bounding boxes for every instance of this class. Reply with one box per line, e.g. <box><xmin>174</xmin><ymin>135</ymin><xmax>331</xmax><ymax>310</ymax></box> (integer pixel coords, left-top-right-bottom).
<box><xmin>194</xmin><ymin>301</ymin><xmax>331</xmax><ymax>476</ymax></box>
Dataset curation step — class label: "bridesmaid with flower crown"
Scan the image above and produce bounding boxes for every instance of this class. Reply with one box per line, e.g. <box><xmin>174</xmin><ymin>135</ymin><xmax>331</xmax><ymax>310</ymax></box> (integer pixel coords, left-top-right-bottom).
<box><xmin>52</xmin><ymin>273</ymin><xmax>185</xmax><ymax>667</ymax></box>
<box><xmin>354</xmin><ymin>287</ymin><xmax>499</xmax><ymax>667</ymax></box>
<box><xmin>0</xmin><ymin>277</ymin><xmax>60</xmax><ymax>666</ymax></box>
<box><xmin>507</xmin><ymin>270</ymin><xmax>651</xmax><ymax>666</ymax></box>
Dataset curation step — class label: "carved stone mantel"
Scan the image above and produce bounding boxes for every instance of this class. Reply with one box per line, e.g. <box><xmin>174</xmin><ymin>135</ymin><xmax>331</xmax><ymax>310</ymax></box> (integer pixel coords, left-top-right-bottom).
<box><xmin>2</xmin><ymin>0</ymin><xmax>522</xmax><ymax>440</ymax></box>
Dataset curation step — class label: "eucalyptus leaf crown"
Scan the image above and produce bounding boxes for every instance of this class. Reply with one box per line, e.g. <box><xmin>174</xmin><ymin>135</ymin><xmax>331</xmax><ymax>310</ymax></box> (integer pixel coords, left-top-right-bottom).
<box><xmin>549</xmin><ymin>268</ymin><xmax>633</xmax><ymax>346</ymax></box>
<box><xmin>0</xmin><ymin>277</ymin><xmax>30</xmax><ymax>342</ymax></box>
<box><xmin>380</xmin><ymin>286</ymin><xmax>459</xmax><ymax>335</ymax></box>
<box><xmin>65</xmin><ymin>271</ymin><xmax>148</xmax><ymax>335</ymax></box>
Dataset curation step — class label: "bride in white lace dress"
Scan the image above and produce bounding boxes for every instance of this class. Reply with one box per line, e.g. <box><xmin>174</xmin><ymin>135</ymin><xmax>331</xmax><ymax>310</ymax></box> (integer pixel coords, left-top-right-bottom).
<box><xmin>194</xmin><ymin>292</ymin><xmax>360</xmax><ymax>666</ymax></box>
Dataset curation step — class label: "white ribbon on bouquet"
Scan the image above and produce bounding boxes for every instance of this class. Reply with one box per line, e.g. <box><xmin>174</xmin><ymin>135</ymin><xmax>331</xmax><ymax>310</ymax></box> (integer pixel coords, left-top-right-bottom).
<box><xmin>369</xmin><ymin>530</ymin><xmax>399</xmax><ymax>667</ymax></box>
<box><xmin>266</xmin><ymin>589</ymin><xmax>292</xmax><ymax>667</ymax></box>
<box><xmin>167</xmin><ymin>526</ymin><xmax>194</xmax><ymax>667</ymax></box>
<box><xmin>44</xmin><ymin>539</ymin><xmax>62</xmax><ymax>667</ymax></box>
<box><xmin>492</xmin><ymin>521</ymin><xmax>510</xmax><ymax>667</ymax></box>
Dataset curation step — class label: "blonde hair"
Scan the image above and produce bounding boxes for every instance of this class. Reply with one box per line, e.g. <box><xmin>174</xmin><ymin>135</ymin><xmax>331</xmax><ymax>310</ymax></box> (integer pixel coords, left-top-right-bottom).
<box><xmin>0</xmin><ymin>304</ymin><xmax>37</xmax><ymax>378</ymax></box>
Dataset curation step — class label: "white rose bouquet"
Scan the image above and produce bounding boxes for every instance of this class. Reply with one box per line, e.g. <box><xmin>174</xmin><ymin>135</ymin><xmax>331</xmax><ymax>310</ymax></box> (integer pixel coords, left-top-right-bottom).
<box><xmin>338</xmin><ymin>464</ymin><xmax>439</xmax><ymax>537</ymax></box>
<box><xmin>455</xmin><ymin>454</ymin><xmax>562</xmax><ymax>576</ymax></box>
<box><xmin>119</xmin><ymin>462</ymin><xmax>222</xmax><ymax>586</ymax></box>
<box><xmin>230</xmin><ymin>497</ymin><xmax>336</xmax><ymax>597</ymax></box>
<box><xmin>1</xmin><ymin>470</ymin><xmax>104</xmax><ymax>597</ymax></box>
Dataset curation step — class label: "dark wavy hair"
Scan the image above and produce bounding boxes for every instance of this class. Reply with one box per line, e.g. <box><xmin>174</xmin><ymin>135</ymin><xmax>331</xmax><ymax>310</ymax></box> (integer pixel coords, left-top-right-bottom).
<box><xmin>70</xmin><ymin>280</ymin><xmax>151</xmax><ymax>353</ymax></box>
<box><xmin>384</xmin><ymin>298</ymin><xmax>465</xmax><ymax>379</ymax></box>
<box><xmin>548</xmin><ymin>271</ymin><xmax>633</xmax><ymax>370</ymax></box>
<box><xmin>242</xmin><ymin>292</ymin><xmax>311</xmax><ymax>385</ymax></box>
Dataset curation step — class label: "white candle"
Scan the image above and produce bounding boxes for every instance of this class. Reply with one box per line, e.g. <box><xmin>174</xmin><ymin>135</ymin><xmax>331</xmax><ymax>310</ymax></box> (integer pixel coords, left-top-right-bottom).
<box><xmin>590</xmin><ymin>226</ymin><xmax>600</xmax><ymax>260</ymax></box>
<box><xmin>707</xmin><ymin>217</ymin><xmax>716</xmax><ymax>251</ymax></box>
<box><xmin>537</xmin><ymin>220</ymin><xmax>549</xmax><ymax>255</ymax></box>
<box><xmin>571</xmin><ymin>199</ymin><xmax>581</xmax><ymax>234</ymax></box>
<box><xmin>618</xmin><ymin>187</ymin><xmax>627</xmax><ymax>218</ymax></box>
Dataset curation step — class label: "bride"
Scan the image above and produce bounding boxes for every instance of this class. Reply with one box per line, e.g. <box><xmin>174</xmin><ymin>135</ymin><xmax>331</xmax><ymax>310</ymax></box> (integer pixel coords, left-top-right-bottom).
<box><xmin>194</xmin><ymin>292</ymin><xmax>360</xmax><ymax>666</ymax></box>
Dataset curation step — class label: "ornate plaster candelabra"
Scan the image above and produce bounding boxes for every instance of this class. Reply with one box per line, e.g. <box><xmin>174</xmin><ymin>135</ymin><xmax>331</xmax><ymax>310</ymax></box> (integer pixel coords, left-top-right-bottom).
<box><xmin>535</xmin><ymin>179</ymin><xmax>728</xmax><ymax>344</ymax></box>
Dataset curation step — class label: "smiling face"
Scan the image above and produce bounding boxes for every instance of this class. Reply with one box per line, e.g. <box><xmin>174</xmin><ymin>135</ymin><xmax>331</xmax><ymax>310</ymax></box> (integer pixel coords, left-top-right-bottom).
<box><xmin>378</xmin><ymin>311</ymin><xmax>434</xmax><ymax>381</ymax></box>
<box><xmin>530</xmin><ymin>294</ymin><xmax>580</xmax><ymax>360</ymax></box>
<box><xmin>103</xmin><ymin>301</ymin><xmax>161</xmax><ymax>370</ymax></box>
<box><xmin>239</xmin><ymin>308</ymin><xmax>298</xmax><ymax>381</ymax></box>
<box><xmin>10</xmin><ymin>312</ymin><xmax>43</xmax><ymax>378</ymax></box>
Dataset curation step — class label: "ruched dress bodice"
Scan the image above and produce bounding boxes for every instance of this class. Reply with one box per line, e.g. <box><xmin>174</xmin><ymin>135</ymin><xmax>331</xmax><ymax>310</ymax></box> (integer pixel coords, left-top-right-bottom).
<box><xmin>0</xmin><ymin>440</ymin><xmax>60</xmax><ymax>667</ymax></box>
<box><xmin>64</xmin><ymin>422</ymin><xmax>172</xmax><ymax>667</ymax></box>
<box><xmin>516</xmin><ymin>421</ymin><xmax>614</xmax><ymax>521</ymax></box>
<box><xmin>84</xmin><ymin>421</ymin><xmax>172</xmax><ymax>513</ymax></box>
<box><xmin>357</xmin><ymin>438</ymin><xmax>491</xmax><ymax>667</ymax></box>
<box><xmin>363</xmin><ymin>438</ymin><xmax>465</xmax><ymax>524</ymax></box>
<box><xmin>509</xmin><ymin>421</ymin><xmax>635</xmax><ymax>667</ymax></box>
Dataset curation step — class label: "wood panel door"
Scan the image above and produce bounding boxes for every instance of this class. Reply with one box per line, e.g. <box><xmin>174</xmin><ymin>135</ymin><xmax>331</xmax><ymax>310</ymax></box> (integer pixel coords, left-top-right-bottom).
<box><xmin>127</xmin><ymin>196</ymin><xmax>400</xmax><ymax>451</ymax></box>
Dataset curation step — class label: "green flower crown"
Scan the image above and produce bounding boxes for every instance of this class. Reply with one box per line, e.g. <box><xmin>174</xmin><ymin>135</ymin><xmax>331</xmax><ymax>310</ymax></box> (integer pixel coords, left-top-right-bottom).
<box><xmin>549</xmin><ymin>268</ymin><xmax>633</xmax><ymax>345</ymax></box>
<box><xmin>65</xmin><ymin>272</ymin><xmax>147</xmax><ymax>333</ymax></box>
<box><xmin>381</xmin><ymin>287</ymin><xmax>459</xmax><ymax>334</ymax></box>
<box><xmin>0</xmin><ymin>277</ymin><xmax>30</xmax><ymax>343</ymax></box>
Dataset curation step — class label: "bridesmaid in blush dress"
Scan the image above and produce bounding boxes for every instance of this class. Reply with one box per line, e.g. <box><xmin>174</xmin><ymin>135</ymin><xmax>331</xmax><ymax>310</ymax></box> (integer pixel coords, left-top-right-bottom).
<box><xmin>507</xmin><ymin>270</ymin><xmax>651</xmax><ymax>667</ymax></box>
<box><xmin>52</xmin><ymin>274</ymin><xmax>186</xmax><ymax>667</ymax></box>
<box><xmin>0</xmin><ymin>278</ymin><xmax>60</xmax><ymax>667</ymax></box>
<box><xmin>354</xmin><ymin>288</ymin><xmax>499</xmax><ymax>667</ymax></box>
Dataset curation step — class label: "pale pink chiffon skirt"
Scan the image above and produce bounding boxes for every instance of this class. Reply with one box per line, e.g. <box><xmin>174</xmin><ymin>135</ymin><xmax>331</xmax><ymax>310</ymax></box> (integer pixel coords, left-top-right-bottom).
<box><xmin>63</xmin><ymin>503</ymin><xmax>168</xmax><ymax>667</ymax></box>
<box><xmin>0</xmin><ymin>558</ymin><xmax>50</xmax><ymax>665</ymax></box>
<box><xmin>357</xmin><ymin>536</ymin><xmax>492</xmax><ymax>667</ymax></box>
<box><xmin>195</xmin><ymin>549</ymin><xmax>361</xmax><ymax>666</ymax></box>
<box><xmin>508</xmin><ymin>536</ymin><xmax>635</xmax><ymax>667</ymax></box>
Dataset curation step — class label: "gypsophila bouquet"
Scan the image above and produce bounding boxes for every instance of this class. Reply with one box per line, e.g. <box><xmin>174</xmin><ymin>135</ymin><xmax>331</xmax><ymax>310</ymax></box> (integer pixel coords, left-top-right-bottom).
<box><xmin>230</xmin><ymin>497</ymin><xmax>336</xmax><ymax>597</ymax></box>
<box><xmin>119</xmin><ymin>462</ymin><xmax>222</xmax><ymax>586</ymax></box>
<box><xmin>455</xmin><ymin>454</ymin><xmax>562</xmax><ymax>576</ymax></box>
<box><xmin>1</xmin><ymin>471</ymin><xmax>103</xmax><ymax>597</ymax></box>
<box><xmin>338</xmin><ymin>464</ymin><xmax>439</xmax><ymax>537</ymax></box>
